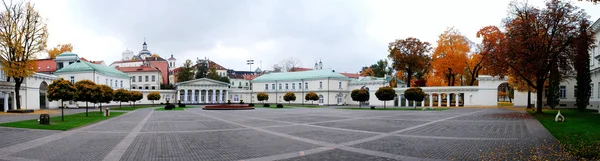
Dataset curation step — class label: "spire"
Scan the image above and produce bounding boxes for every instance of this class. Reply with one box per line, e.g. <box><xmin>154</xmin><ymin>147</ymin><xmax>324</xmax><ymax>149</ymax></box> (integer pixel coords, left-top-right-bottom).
<box><xmin>142</xmin><ymin>37</ymin><xmax>148</xmax><ymax>50</ymax></box>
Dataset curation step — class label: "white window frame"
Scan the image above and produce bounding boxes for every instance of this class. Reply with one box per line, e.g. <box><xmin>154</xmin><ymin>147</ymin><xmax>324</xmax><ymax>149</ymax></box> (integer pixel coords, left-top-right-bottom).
<box><xmin>559</xmin><ymin>86</ymin><xmax>566</xmax><ymax>99</ymax></box>
<box><xmin>265</xmin><ymin>84</ymin><xmax>268</xmax><ymax>90</ymax></box>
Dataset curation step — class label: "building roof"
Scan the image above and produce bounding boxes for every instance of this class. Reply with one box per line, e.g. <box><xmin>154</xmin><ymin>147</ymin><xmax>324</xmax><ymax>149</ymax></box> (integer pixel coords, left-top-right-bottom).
<box><xmin>252</xmin><ymin>69</ymin><xmax>350</xmax><ymax>82</ymax></box>
<box><xmin>110</xmin><ymin>59</ymin><xmax>144</xmax><ymax>66</ymax></box>
<box><xmin>243</xmin><ymin>74</ymin><xmax>258</xmax><ymax>80</ymax></box>
<box><xmin>209</xmin><ymin>60</ymin><xmax>227</xmax><ymax>70</ymax></box>
<box><xmin>80</xmin><ymin>57</ymin><xmax>104</xmax><ymax>65</ymax></box>
<box><xmin>168</xmin><ymin>54</ymin><xmax>176</xmax><ymax>61</ymax></box>
<box><xmin>145</xmin><ymin>56</ymin><xmax>166</xmax><ymax>61</ymax></box>
<box><xmin>116</xmin><ymin>65</ymin><xmax>160</xmax><ymax>73</ymax></box>
<box><xmin>55</xmin><ymin>60</ymin><xmax>129</xmax><ymax>78</ymax></box>
<box><xmin>340</xmin><ymin>72</ymin><xmax>360</xmax><ymax>79</ymax></box>
<box><xmin>35</xmin><ymin>59</ymin><xmax>56</xmax><ymax>73</ymax></box>
<box><xmin>289</xmin><ymin>67</ymin><xmax>313</xmax><ymax>72</ymax></box>
<box><xmin>56</xmin><ymin>52</ymin><xmax>77</xmax><ymax>57</ymax></box>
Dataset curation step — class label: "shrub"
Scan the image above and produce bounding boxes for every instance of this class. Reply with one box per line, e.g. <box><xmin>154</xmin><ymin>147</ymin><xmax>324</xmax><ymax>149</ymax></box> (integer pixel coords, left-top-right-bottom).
<box><xmin>249</xmin><ymin>103</ymin><xmax>255</xmax><ymax>107</ymax></box>
<box><xmin>240</xmin><ymin>100</ymin><xmax>244</xmax><ymax>104</ymax></box>
<box><xmin>178</xmin><ymin>103</ymin><xmax>186</xmax><ymax>107</ymax></box>
<box><xmin>263</xmin><ymin>104</ymin><xmax>270</xmax><ymax>107</ymax></box>
<box><xmin>277</xmin><ymin>104</ymin><xmax>283</xmax><ymax>108</ymax></box>
<box><xmin>164</xmin><ymin>103</ymin><xmax>175</xmax><ymax>110</ymax></box>
<box><xmin>160</xmin><ymin>102</ymin><xmax>164</xmax><ymax>105</ymax></box>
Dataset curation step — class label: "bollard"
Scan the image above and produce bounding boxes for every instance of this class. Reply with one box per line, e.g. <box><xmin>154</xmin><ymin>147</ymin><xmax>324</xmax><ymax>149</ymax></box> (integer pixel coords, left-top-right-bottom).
<box><xmin>104</xmin><ymin>108</ymin><xmax>110</xmax><ymax>117</ymax></box>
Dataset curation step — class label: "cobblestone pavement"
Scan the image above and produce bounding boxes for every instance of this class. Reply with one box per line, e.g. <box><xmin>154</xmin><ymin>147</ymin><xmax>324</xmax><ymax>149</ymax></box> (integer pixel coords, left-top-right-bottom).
<box><xmin>0</xmin><ymin>107</ymin><xmax>557</xmax><ymax>161</ymax></box>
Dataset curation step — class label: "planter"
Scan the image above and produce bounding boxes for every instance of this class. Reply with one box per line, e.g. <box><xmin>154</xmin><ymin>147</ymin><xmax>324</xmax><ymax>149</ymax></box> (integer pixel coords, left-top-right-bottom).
<box><xmin>7</xmin><ymin>109</ymin><xmax>34</xmax><ymax>113</ymax></box>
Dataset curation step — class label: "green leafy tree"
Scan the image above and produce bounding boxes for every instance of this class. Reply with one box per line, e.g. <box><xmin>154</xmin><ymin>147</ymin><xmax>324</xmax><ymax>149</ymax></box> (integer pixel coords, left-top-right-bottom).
<box><xmin>257</xmin><ymin>92</ymin><xmax>269</xmax><ymax>103</ymax></box>
<box><xmin>359</xmin><ymin>59</ymin><xmax>393</xmax><ymax>77</ymax></box>
<box><xmin>95</xmin><ymin>84</ymin><xmax>113</xmax><ymax>112</ymax></box>
<box><xmin>130</xmin><ymin>91</ymin><xmax>143</xmax><ymax>107</ymax></box>
<box><xmin>177</xmin><ymin>59</ymin><xmax>195</xmax><ymax>82</ymax></box>
<box><xmin>74</xmin><ymin>80</ymin><xmax>97</xmax><ymax>117</ymax></box>
<box><xmin>404</xmin><ymin>87</ymin><xmax>426</xmax><ymax>109</ymax></box>
<box><xmin>283</xmin><ymin>92</ymin><xmax>296</xmax><ymax>105</ymax></box>
<box><xmin>305</xmin><ymin>92</ymin><xmax>319</xmax><ymax>104</ymax></box>
<box><xmin>147</xmin><ymin>91</ymin><xmax>161</xmax><ymax>105</ymax></box>
<box><xmin>351</xmin><ymin>88</ymin><xmax>370</xmax><ymax>108</ymax></box>
<box><xmin>113</xmin><ymin>88</ymin><xmax>130</xmax><ymax>108</ymax></box>
<box><xmin>207</xmin><ymin>66</ymin><xmax>220</xmax><ymax>80</ymax></box>
<box><xmin>574</xmin><ymin>19</ymin><xmax>594</xmax><ymax>111</ymax></box>
<box><xmin>375</xmin><ymin>86</ymin><xmax>396</xmax><ymax>108</ymax></box>
<box><xmin>47</xmin><ymin>78</ymin><xmax>76</xmax><ymax>121</ymax></box>
<box><xmin>195</xmin><ymin>60</ymin><xmax>208</xmax><ymax>79</ymax></box>
<box><xmin>387</xmin><ymin>37</ymin><xmax>432</xmax><ymax>87</ymax></box>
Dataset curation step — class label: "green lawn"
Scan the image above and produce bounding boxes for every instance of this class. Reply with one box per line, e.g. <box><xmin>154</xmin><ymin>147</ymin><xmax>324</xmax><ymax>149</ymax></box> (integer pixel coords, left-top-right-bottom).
<box><xmin>154</xmin><ymin>107</ymin><xmax>185</xmax><ymax>111</ymax></box>
<box><xmin>288</xmin><ymin>105</ymin><xmax>323</xmax><ymax>108</ymax></box>
<box><xmin>340</xmin><ymin>107</ymin><xmax>450</xmax><ymax>111</ymax></box>
<box><xmin>108</xmin><ymin>105</ymin><xmax>158</xmax><ymax>111</ymax></box>
<box><xmin>0</xmin><ymin>111</ymin><xmax>125</xmax><ymax>131</ymax></box>
<box><xmin>529</xmin><ymin>109</ymin><xmax>600</xmax><ymax>159</ymax></box>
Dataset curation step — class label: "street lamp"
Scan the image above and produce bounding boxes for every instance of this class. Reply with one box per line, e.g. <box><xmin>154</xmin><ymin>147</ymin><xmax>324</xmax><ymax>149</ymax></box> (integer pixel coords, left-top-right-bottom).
<box><xmin>247</xmin><ymin>59</ymin><xmax>254</xmax><ymax>71</ymax></box>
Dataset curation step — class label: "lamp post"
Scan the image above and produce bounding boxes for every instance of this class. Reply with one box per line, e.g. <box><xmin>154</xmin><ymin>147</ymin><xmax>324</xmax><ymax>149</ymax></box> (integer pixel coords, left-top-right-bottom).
<box><xmin>247</xmin><ymin>59</ymin><xmax>254</xmax><ymax>71</ymax></box>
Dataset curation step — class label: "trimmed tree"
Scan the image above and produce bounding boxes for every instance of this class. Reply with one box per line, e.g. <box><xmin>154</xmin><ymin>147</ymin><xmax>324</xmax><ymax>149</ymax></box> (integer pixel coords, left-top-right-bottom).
<box><xmin>257</xmin><ymin>92</ymin><xmax>269</xmax><ymax>103</ymax></box>
<box><xmin>375</xmin><ymin>86</ymin><xmax>396</xmax><ymax>108</ymax></box>
<box><xmin>283</xmin><ymin>92</ymin><xmax>296</xmax><ymax>105</ymax></box>
<box><xmin>130</xmin><ymin>91</ymin><xmax>143</xmax><ymax>107</ymax></box>
<box><xmin>305</xmin><ymin>92</ymin><xmax>319</xmax><ymax>104</ymax></box>
<box><xmin>95</xmin><ymin>84</ymin><xmax>113</xmax><ymax>112</ymax></box>
<box><xmin>47</xmin><ymin>78</ymin><xmax>76</xmax><ymax>121</ymax></box>
<box><xmin>113</xmin><ymin>89</ymin><xmax>130</xmax><ymax>108</ymax></box>
<box><xmin>351</xmin><ymin>88</ymin><xmax>370</xmax><ymax>108</ymax></box>
<box><xmin>74</xmin><ymin>80</ymin><xmax>97</xmax><ymax>117</ymax></box>
<box><xmin>147</xmin><ymin>91</ymin><xmax>161</xmax><ymax>105</ymax></box>
<box><xmin>404</xmin><ymin>87</ymin><xmax>426</xmax><ymax>109</ymax></box>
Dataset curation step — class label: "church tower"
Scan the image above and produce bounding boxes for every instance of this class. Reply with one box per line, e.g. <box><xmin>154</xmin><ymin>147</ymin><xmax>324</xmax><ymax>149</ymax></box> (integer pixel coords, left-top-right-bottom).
<box><xmin>121</xmin><ymin>49</ymin><xmax>134</xmax><ymax>60</ymax></box>
<box><xmin>168</xmin><ymin>54</ymin><xmax>177</xmax><ymax>69</ymax></box>
<box><xmin>318</xmin><ymin>60</ymin><xmax>323</xmax><ymax>70</ymax></box>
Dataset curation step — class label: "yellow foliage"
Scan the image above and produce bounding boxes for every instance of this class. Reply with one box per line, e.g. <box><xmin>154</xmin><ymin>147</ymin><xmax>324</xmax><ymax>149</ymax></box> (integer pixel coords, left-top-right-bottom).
<box><xmin>47</xmin><ymin>43</ymin><xmax>73</xmax><ymax>59</ymax></box>
<box><xmin>430</xmin><ymin>27</ymin><xmax>470</xmax><ymax>86</ymax></box>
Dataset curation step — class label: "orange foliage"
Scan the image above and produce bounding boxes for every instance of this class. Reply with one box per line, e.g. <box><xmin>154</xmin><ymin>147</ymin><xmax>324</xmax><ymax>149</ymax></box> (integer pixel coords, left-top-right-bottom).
<box><xmin>431</xmin><ymin>27</ymin><xmax>470</xmax><ymax>86</ymax></box>
<box><xmin>359</xmin><ymin>68</ymin><xmax>375</xmax><ymax>77</ymax></box>
<box><xmin>47</xmin><ymin>43</ymin><xmax>73</xmax><ymax>59</ymax></box>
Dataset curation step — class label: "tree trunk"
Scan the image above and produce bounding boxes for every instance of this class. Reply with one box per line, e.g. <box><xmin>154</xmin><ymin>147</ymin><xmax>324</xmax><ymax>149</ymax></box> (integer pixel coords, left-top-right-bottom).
<box><xmin>536</xmin><ymin>80</ymin><xmax>544</xmax><ymax>113</ymax></box>
<box><xmin>86</xmin><ymin>102</ymin><xmax>88</xmax><ymax>117</ymax></box>
<box><xmin>527</xmin><ymin>90</ymin><xmax>531</xmax><ymax>109</ymax></box>
<box><xmin>152</xmin><ymin>100</ymin><xmax>154</xmax><ymax>105</ymax></box>
<box><xmin>384</xmin><ymin>101</ymin><xmax>386</xmax><ymax>109</ymax></box>
<box><xmin>120</xmin><ymin>102</ymin><xmax>122</xmax><ymax>108</ymax></box>
<box><xmin>359</xmin><ymin>101</ymin><xmax>361</xmax><ymax>108</ymax></box>
<box><xmin>406</xmin><ymin>69</ymin><xmax>413</xmax><ymax>87</ymax></box>
<box><xmin>14</xmin><ymin>78</ymin><xmax>23</xmax><ymax>110</ymax></box>
<box><xmin>99</xmin><ymin>103</ymin><xmax>102</xmax><ymax>112</ymax></box>
<box><xmin>61</xmin><ymin>100</ymin><xmax>64</xmax><ymax>121</ymax></box>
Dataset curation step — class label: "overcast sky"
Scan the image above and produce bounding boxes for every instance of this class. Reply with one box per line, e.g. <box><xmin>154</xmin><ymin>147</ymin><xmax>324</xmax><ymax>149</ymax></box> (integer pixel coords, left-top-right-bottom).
<box><xmin>30</xmin><ymin>0</ymin><xmax>599</xmax><ymax>73</ymax></box>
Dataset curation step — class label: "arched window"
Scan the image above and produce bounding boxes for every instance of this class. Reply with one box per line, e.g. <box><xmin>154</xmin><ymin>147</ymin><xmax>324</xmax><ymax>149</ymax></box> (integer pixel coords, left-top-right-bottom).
<box><xmin>318</xmin><ymin>94</ymin><xmax>324</xmax><ymax>104</ymax></box>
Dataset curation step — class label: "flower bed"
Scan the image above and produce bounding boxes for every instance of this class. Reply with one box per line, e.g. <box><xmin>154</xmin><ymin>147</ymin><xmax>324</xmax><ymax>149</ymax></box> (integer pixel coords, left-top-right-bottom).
<box><xmin>202</xmin><ymin>104</ymin><xmax>254</xmax><ymax>110</ymax></box>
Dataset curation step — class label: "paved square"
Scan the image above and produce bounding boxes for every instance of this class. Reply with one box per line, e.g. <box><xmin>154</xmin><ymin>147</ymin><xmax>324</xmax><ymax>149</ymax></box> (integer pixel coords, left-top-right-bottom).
<box><xmin>0</xmin><ymin>107</ymin><xmax>557</xmax><ymax>161</ymax></box>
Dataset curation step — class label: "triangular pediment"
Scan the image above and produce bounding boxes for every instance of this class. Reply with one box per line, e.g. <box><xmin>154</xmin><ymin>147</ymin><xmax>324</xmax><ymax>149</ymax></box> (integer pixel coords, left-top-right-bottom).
<box><xmin>176</xmin><ymin>78</ymin><xmax>230</xmax><ymax>86</ymax></box>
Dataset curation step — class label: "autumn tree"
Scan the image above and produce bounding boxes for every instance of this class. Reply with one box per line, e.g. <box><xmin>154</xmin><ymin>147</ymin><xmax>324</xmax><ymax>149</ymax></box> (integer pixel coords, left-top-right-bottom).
<box><xmin>573</xmin><ymin>19</ymin><xmax>595</xmax><ymax>111</ymax></box>
<box><xmin>129</xmin><ymin>91</ymin><xmax>143</xmax><ymax>107</ymax></box>
<box><xmin>47</xmin><ymin>78</ymin><xmax>76</xmax><ymax>121</ymax></box>
<box><xmin>489</xmin><ymin>0</ymin><xmax>594</xmax><ymax>113</ymax></box>
<box><xmin>47</xmin><ymin>43</ymin><xmax>73</xmax><ymax>59</ymax></box>
<box><xmin>113</xmin><ymin>88</ymin><xmax>130</xmax><ymax>108</ymax></box>
<box><xmin>147</xmin><ymin>91</ymin><xmax>161</xmax><ymax>105</ymax></box>
<box><xmin>283</xmin><ymin>92</ymin><xmax>296</xmax><ymax>105</ymax></box>
<box><xmin>0</xmin><ymin>1</ymin><xmax>48</xmax><ymax>110</ymax></box>
<box><xmin>404</xmin><ymin>87</ymin><xmax>426</xmax><ymax>109</ymax></box>
<box><xmin>257</xmin><ymin>92</ymin><xmax>268</xmax><ymax>103</ymax></box>
<box><xmin>177</xmin><ymin>59</ymin><xmax>194</xmax><ymax>82</ymax></box>
<box><xmin>388</xmin><ymin>37</ymin><xmax>431</xmax><ymax>87</ymax></box>
<box><xmin>375</xmin><ymin>86</ymin><xmax>396</xmax><ymax>108</ymax></box>
<box><xmin>95</xmin><ymin>84</ymin><xmax>113</xmax><ymax>112</ymax></box>
<box><xmin>74</xmin><ymin>80</ymin><xmax>97</xmax><ymax>117</ymax></box>
<box><xmin>359</xmin><ymin>59</ymin><xmax>392</xmax><ymax>77</ymax></box>
<box><xmin>305</xmin><ymin>92</ymin><xmax>319</xmax><ymax>104</ymax></box>
<box><xmin>351</xmin><ymin>88</ymin><xmax>369</xmax><ymax>108</ymax></box>
<box><xmin>431</xmin><ymin>27</ymin><xmax>470</xmax><ymax>86</ymax></box>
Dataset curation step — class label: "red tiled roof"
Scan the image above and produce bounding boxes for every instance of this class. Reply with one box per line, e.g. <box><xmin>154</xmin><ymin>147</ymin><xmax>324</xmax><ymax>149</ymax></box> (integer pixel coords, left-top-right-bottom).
<box><xmin>340</xmin><ymin>72</ymin><xmax>360</xmax><ymax>79</ymax></box>
<box><xmin>289</xmin><ymin>67</ymin><xmax>313</xmax><ymax>72</ymax></box>
<box><xmin>116</xmin><ymin>65</ymin><xmax>161</xmax><ymax>73</ymax></box>
<box><xmin>243</xmin><ymin>74</ymin><xmax>258</xmax><ymax>80</ymax></box>
<box><xmin>35</xmin><ymin>59</ymin><xmax>56</xmax><ymax>73</ymax></box>
<box><xmin>80</xmin><ymin>57</ymin><xmax>104</xmax><ymax>64</ymax></box>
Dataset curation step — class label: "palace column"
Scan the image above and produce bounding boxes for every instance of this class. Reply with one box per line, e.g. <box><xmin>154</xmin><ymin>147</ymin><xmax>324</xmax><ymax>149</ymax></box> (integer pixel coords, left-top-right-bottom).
<box><xmin>429</xmin><ymin>93</ymin><xmax>433</xmax><ymax>107</ymax></box>
<box><xmin>184</xmin><ymin>89</ymin><xmax>188</xmax><ymax>103</ymax></box>
<box><xmin>191</xmin><ymin>89</ymin><xmax>195</xmax><ymax>104</ymax></box>
<box><xmin>405</xmin><ymin>96</ymin><xmax>409</xmax><ymax>107</ymax></box>
<box><xmin>220</xmin><ymin>89</ymin><xmax>224</xmax><ymax>103</ymax></box>
<box><xmin>226</xmin><ymin>90</ymin><xmax>229</xmax><ymax>102</ymax></box>
<box><xmin>446</xmin><ymin>93</ymin><xmax>450</xmax><ymax>107</ymax></box>
<box><xmin>438</xmin><ymin>93</ymin><xmax>441</xmax><ymax>107</ymax></box>
<box><xmin>3</xmin><ymin>92</ymin><xmax>8</xmax><ymax>112</ymax></box>
<box><xmin>177</xmin><ymin>90</ymin><xmax>181</xmax><ymax>104</ymax></box>
<box><xmin>204</xmin><ymin>90</ymin><xmax>209</xmax><ymax>104</ymax></box>
<box><xmin>456</xmin><ymin>93</ymin><xmax>459</xmax><ymax>107</ymax></box>
<box><xmin>212</xmin><ymin>89</ymin><xmax>216</xmax><ymax>104</ymax></box>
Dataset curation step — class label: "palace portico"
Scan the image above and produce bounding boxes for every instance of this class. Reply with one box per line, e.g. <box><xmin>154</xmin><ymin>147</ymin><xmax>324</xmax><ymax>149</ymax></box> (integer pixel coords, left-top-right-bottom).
<box><xmin>175</xmin><ymin>78</ymin><xmax>231</xmax><ymax>104</ymax></box>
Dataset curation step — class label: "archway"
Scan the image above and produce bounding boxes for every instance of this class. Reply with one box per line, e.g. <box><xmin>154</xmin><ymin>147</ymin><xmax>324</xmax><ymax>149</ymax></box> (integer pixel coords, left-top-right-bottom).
<box><xmin>39</xmin><ymin>81</ymin><xmax>48</xmax><ymax>109</ymax></box>
<box><xmin>497</xmin><ymin>82</ymin><xmax>513</xmax><ymax>106</ymax></box>
<box><xmin>318</xmin><ymin>94</ymin><xmax>324</xmax><ymax>105</ymax></box>
<box><xmin>335</xmin><ymin>93</ymin><xmax>343</xmax><ymax>105</ymax></box>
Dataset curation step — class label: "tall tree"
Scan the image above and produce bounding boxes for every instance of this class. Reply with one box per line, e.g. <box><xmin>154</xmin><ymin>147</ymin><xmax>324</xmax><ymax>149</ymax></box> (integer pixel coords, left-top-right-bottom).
<box><xmin>47</xmin><ymin>43</ymin><xmax>73</xmax><ymax>59</ymax></box>
<box><xmin>282</xmin><ymin>57</ymin><xmax>302</xmax><ymax>72</ymax></box>
<box><xmin>360</xmin><ymin>60</ymin><xmax>392</xmax><ymax>78</ymax></box>
<box><xmin>176</xmin><ymin>59</ymin><xmax>194</xmax><ymax>82</ymax></box>
<box><xmin>47</xmin><ymin>78</ymin><xmax>76</xmax><ymax>121</ymax></box>
<box><xmin>476</xmin><ymin>26</ymin><xmax>508</xmax><ymax>78</ymax></box>
<box><xmin>573</xmin><ymin>19</ymin><xmax>595</xmax><ymax>111</ymax></box>
<box><xmin>0</xmin><ymin>1</ymin><xmax>48</xmax><ymax>110</ymax></box>
<box><xmin>431</xmin><ymin>27</ymin><xmax>470</xmax><ymax>86</ymax></box>
<box><xmin>490</xmin><ymin>0</ymin><xmax>593</xmax><ymax>113</ymax></box>
<box><xmin>359</xmin><ymin>67</ymin><xmax>375</xmax><ymax>77</ymax></box>
<box><xmin>195</xmin><ymin>59</ymin><xmax>208</xmax><ymax>79</ymax></box>
<box><xmin>74</xmin><ymin>80</ymin><xmax>97</xmax><ymax>117</ymax></box>
<box><xmin>207</xmin><ymin>65</ymin><xmax>219</xmax><ymax>80</ymax></box>
<box><xmin>388</xmin><ymin>37</ymin><xmax>431</xmax><ymax>87</ymax></box>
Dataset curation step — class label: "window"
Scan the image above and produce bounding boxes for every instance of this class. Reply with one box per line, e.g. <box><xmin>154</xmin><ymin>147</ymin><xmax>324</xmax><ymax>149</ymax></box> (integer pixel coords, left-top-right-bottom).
<box><xmin>318</xmin><ymin>95</ymin><xmax>324</xmax><ymax>103</ymax></box>
<box><xmin>152</xmin><ymin>75</ymin><xmax>155</xmax><ymax>82</ymax></box>
<box><xmin>145</xmin><ymin>86</ymin><xmax>149</xmax><ymax>89</ymax></box>
<box><xmin>69</xmin><ymin>62</ymin><xmax>73</xmax><ymax>65</ymax></box>
<box><xmin>574</xmin><ymin>86</ymin><xmax>578</xmax><ymax>98</ymax></box>
<box><xmin>120</xmin><ymin>81</ymin><xmax>123</xmax><ymax>88</ymax></box>
<box><xmin>132</xmin><ymin>76</ymin><xmax>135</xmax><ymax>82</ymax></box>
<box><xmin>246</xmin><ymin>82</ymin><xmax>248</xmax><ymax>86</ymax></box>
<box><xmin>305</xmin><ymin>82</ymin><xmax>308</xmax><ymax>89</ymax></box>
<box><xmin>265</xmin><ymin>84</ymin><xmax>268</xmax><ymax>90</ymax></box>
<box><xmin>299</xmin><ymin>83</ymin><xmax>302</xmax><ymax>89</ymax></box>
<box><xmin>285</xmin><ymin>83</ymin><xmax>289</xmax><ymax>90</ymax></box>
<box><xmin>292</xmin><ymin>83</ymin><xmax>295</xmax><ymax>90</ymax></box>
<box><xmin>152</xmin><ymin>86</ymin><xmax>155</xmax><ymax>90</ymax></box>
<box><xmin>231</xmin><ymin>81</ymin><xmax>234</xmax><ymax>85</ymax></box>
<box><xmin>239</xmin><ymin>82</ymin><xmax>241</xmax><ymax>86</ymax></box>
<box><xmin>106</xmin><ymin>79</ymin><xmax>108</xmax><ymax>85</ymax></box>
<box><xmin>560</xmin><ymin>86</ymin><xmax>566</xmax><ymax>99</ymax></box>
<box><xmin>319</xmin><ymin>82</ymin><xmax>323</xmax><ymax>89</ymax></box>
<box><xmin>110</xmin><ymin>79</ymin><xmax>113</xmax><ymax>87</ymax></box>
<box><xmin>272</xmin><ymin>84</ymin><xmax>275</xmax><ymax>90</ymax></box>
<box><xmin>234</xmin><ymin>95</ymin><xmax>239</xmax><ymax>101</ymax></box>
<box><xmin>138</xmin><ymin>76</ymin><xmax>142</xmax><ymax>82</ymax></box>
<box><xmin>145</xmin><ymin>76</ymin><xmax>149</xmax><ymax>82</ymax></box>
<box><xmin>339</xmin><ymin>82</ymin><xmax>342</xmax><ymax>89</ymax></box>
<box><xmin>279</xmin><ymin>83</ymin><xmax>282</xmax><ymax>90</ymax></box>
<box><xmin>139</xmin><ymin>87</ymin><xmax>142</xmax><ymax>89</ymax></box>
<box><xmin>70</xmin><ymin>76</ymin><xmax>75</xmax><ymax>84</ymax></box>
<box><xmin>57</xmin><ymin>63</ymin><xmax>63</xmax><ymax>69</ymax></box>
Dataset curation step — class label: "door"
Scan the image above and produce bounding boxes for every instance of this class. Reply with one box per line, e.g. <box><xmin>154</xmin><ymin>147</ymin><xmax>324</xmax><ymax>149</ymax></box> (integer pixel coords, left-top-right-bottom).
<box><xmin>39</xmin><ymin>93</ymin><xmax>47</xmax><ymax>109</ymax></box>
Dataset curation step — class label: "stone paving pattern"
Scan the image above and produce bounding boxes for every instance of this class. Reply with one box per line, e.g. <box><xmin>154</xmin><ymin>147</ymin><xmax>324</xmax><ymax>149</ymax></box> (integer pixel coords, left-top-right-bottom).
<box><xmin>0</xmin><ymin>107</ymin><xmax>557</xmax><ymax>161</ymax></box>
